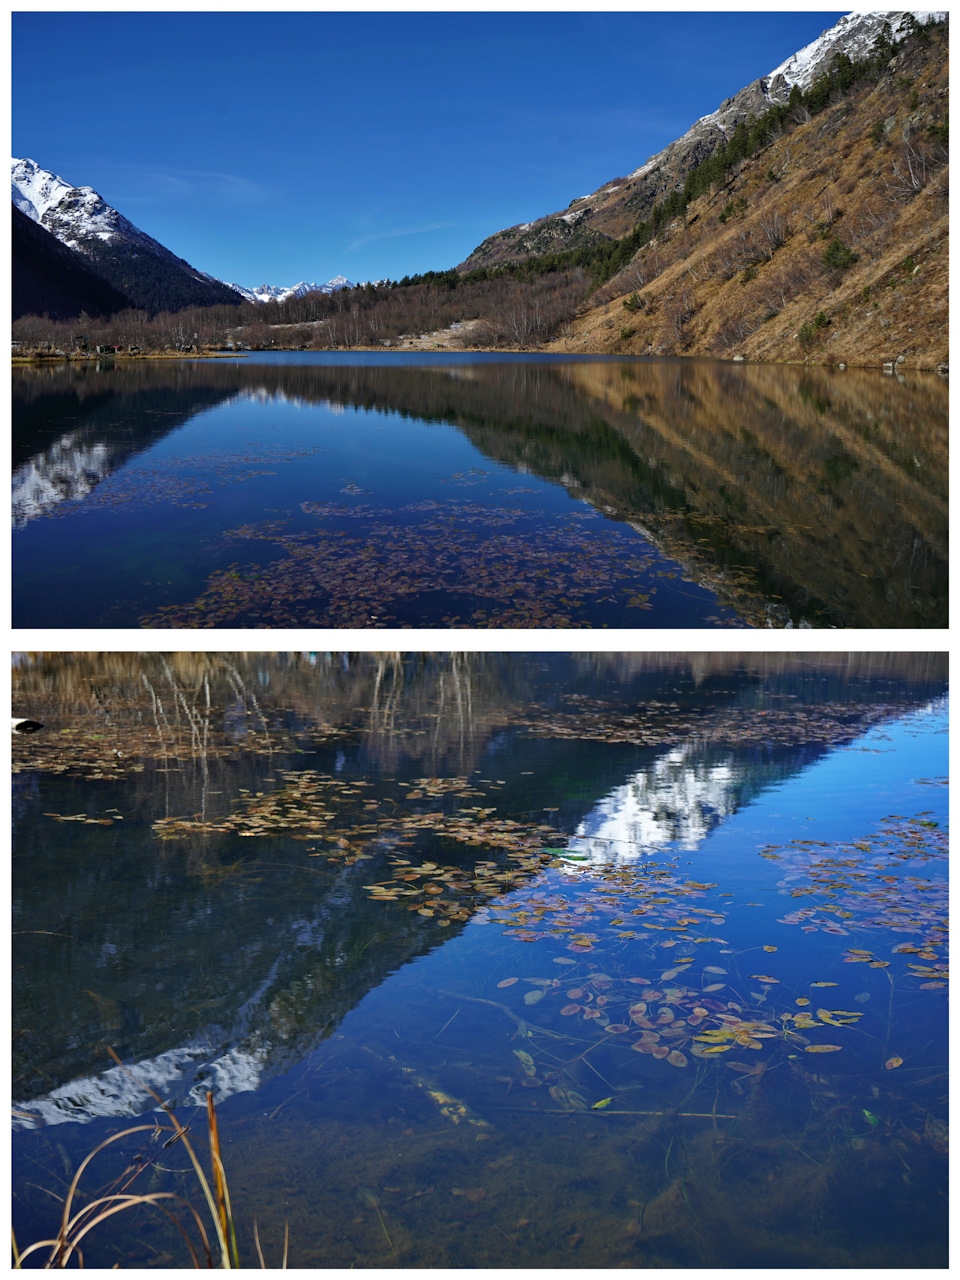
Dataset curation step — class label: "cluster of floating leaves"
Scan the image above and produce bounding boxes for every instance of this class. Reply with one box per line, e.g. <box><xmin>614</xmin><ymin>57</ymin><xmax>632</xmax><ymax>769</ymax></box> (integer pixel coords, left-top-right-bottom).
<box><xmin>12</xmin><ymin>714</ymin><xmax>348</xmax><ymax>780</ymax></box>
<box><xmin>764</xmin><ymin>814</ymin><xmax>948</xmax><ymax>989</ymax></box>
<box><xmin>152</xmin><ymin>769</ymin><xmax>559</xmax><ymax>875</ymax></box>
<box><xmin>512</xmin><ymin>695</ymin><xmax>928</xmax><ymax>749</ymax></box>
<box><xmin>135</xmin><ymin>501</ymin><xmax>722</xmax><ymax>628</ymax></box>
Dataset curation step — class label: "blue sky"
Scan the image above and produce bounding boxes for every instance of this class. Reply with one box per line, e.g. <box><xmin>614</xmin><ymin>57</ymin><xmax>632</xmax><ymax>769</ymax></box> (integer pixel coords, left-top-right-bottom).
<box><xmin>13</xmin><ymin>10</ymin><xmax>845</xmax><ymax>288</ymax></box>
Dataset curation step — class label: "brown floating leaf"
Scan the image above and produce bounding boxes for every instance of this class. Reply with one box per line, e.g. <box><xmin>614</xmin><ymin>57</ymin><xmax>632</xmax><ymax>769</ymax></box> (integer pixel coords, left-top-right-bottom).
<box><xmin>884</xmin><ymin>1056</ymin><xmax>904</xmax><ymax>1069</ymax></box>
<box><xmin>804</xmin><ymin>1044</ymin><xmax>842</xmax><ymax>1053</ymax></box>
<box><xmin>667</xmin><ymin>1050</ymin><xmax>688</xmax><ymax>1068</ymax></box>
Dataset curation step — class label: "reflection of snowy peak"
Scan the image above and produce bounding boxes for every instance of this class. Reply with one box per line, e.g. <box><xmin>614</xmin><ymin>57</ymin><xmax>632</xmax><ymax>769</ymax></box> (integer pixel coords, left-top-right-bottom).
<box><xmin>12</xmin><ymin>434</ymin><xmax>115</xmax><ymax>527</ymax></box>
<box><xmin>569</xmin><ymin>745</ymin><xmax>738</xmax><ymax>860</ymax></box>
<box><xmin>13</xmin><ymin>1041</ymin><xmax>268</xmax><ymax>1129</ymax></box>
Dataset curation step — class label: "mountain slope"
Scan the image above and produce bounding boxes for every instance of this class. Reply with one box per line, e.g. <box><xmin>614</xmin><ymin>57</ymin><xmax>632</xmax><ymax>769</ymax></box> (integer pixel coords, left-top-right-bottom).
<box><xmin>12</xmin><ymin>204</ymin><xmax>135</xmax><ymax>321</ymax></box>
<box><xmin>547</xmin><ymin>18</ymin><xmax>948</xmax><ymax>368</ymax></box>
<box><xmin>12</xmin><ymin>157</ymin><xmax>244</xmax><ymax>314</ymax></box>
<box><xmin>459</xmin><ymin>11</ymin><xmax>946</xmax><ymax>271</ymax></box>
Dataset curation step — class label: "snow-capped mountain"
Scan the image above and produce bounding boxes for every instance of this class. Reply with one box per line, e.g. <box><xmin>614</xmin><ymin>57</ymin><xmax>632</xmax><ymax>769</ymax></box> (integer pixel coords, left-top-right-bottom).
<box><xmin>461</xmin><ymin>10</ymin><xmax>948</xmax><ymax>270</ymax></box>
<box><xmin>223</xmin><ymin>275</ymin><xmax>355</xmax><ymax>305</ymax></box>
<box><xmin>11</xmin><ymin>157</ymin><xmax>244</xmax><ymax>312</ymax></box>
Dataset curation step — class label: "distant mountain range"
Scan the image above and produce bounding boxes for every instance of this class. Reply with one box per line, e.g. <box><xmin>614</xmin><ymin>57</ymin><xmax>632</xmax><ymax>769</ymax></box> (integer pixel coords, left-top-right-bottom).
<box><xmin>11</xmin><ymin>157</ymin><xmax>353</xmax><ymax>319</ymax></box>
<box><xmin>460</xmin><ymin>10</ymin><xmax>947</xmax><ymax>269</ymax></box>
<box><xmin>222</xmin><ymin>276</ymin><xmax>354</xmax><ymax>305</ymax></box>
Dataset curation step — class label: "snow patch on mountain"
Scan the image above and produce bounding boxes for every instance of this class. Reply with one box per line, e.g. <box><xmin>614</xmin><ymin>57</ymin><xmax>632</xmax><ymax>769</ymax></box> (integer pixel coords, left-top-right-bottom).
<box><xmin>767</xmin><ymin>10</ymin><xmax>945</xmax><ymax>90</ymax></box>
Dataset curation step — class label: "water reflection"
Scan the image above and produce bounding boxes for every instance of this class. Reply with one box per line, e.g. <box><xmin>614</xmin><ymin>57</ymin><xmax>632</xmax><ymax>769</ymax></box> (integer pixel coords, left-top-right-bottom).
<box><xmin>569</xmin><ymin>748</ymin><xmax>741</xmax><ymax>858</ymax></box>
<box><xmin>12</xmin><ymin>653</ymin><xmax>948</xmax><ymax>1268</ymax></box>
<box><xmin>13</xmin><ymin>651</ymin><xmax>946</xmax><ymax>1123</ymax></box>
<box><xmin>12</xmin><ymin>355</ymin><xmax>947</xmax><ymax>627</ymax></box>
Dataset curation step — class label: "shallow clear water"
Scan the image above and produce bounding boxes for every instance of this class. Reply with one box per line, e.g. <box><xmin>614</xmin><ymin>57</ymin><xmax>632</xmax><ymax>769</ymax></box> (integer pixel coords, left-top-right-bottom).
<box><xmin>12</xmin><ymin>653</ymin><xmax>947</xmax><ymax>1268</ymax></box>
<box><xmin>12</xmin><ymin>354</ymin><xmax>947</xmax><ymax>628</ymax></box>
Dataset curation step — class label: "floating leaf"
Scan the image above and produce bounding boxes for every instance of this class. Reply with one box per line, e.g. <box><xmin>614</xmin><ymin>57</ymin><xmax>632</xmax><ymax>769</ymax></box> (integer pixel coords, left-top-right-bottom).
<box><xmin>795</xmin><ymin>997</ymin><xmax>810</xmax><ymax>1006</ymax></box>
<box><xmin>523</xmin><ymin>989</ymin><xmax>545</xmax><ymax>1005</ymax></box>
<box><xmin>703</xmin><ymin>966</ymin><xmax>728</xmax><ymax>974</ymax></box>
<box><xmin>667</xmin><ymin>1050</ymin><xmax>688</xmax><ymax>1068</ymax></box>
<box><xmin>497</xmin><ymin>977</ymin><xmax>518</xmax><ymax>988</ymax></box>
<box><xmin>884</xmin><ymin>1056</ymin><xmax>904</xmax><ymax>1070</ymax></box>
<box><xmin>592</xmin><ymin>1097</ymin><xmax>613</xmax><ymax>1109</ymax></box>
<box><xmin>811</xmin><ymin>981</ymin><xmax>838</xmax><ymax>987</ymax></box>
<box><xmin>750</xmin><ymin>975</ymin><xmax>779</xmax><ymax>983</ymax></box>
<box><xmin>698</xmin><ymin>1044</ymin><xmax>732</xmax><ymax>1054</ymax></box>
<box><xmin>804</xmin><ymin>1044</ymin><xmax>842</xmax><ymax>1053</ymax></box>
<box><xmin>702</xmin><ymin>983</ymin><xmax>725</xmax><ymax>992</ymax></box>
<box><xmin>560</xmin><ymin>1004</ymin><xmax>581</xmax><ymax>1016</ymax></box>
<box><xmin>762</xmin><ymin>945</ymin><xmax>777</xmax><ymax>952</ymax></box>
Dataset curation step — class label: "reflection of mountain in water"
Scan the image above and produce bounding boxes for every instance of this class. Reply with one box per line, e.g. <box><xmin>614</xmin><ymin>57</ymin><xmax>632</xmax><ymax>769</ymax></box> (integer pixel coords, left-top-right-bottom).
<box><xmin>12</xmin><ymin>653</ymin><xmax>948</xmax><ymax>1124</ymax></box>
<box><xmin>570</xmin><ymin>746</ymin><xmax>742</xmax><ymax>858</ymax></box>
<box><xmin>12</xmin><ymin>369</ymin><xmax>229</xmax><ymax>526</ymax></box>
<box><xmin>12</xmin><ymin>358</ymin><xmax>947</xmax><ymax>625</ymax></box>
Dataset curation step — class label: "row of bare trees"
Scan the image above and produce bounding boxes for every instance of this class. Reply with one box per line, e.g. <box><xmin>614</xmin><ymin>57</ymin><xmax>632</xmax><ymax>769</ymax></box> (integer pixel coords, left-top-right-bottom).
<box><xmin>12</xmin><ymin>270</ymin><xmax>592</xmax><ymax>354</ymax></box>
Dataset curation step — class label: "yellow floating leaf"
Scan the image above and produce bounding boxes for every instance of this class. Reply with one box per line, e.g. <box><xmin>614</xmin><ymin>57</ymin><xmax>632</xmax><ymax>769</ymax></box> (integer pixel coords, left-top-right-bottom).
<box><xmin>811</xmin><ymin>981</ymin><xmax>838</xmax><ymax>987</ymax></box>
<box><xmin>884</xmin><ymin>1056</ymin><xmax>904</xmax><ymax>1070</ymax></box>
<box><xmin>699</xmin><ymin>1044</ymin><xmax>732</xmax><ymax>1054</ymax></box>
<box><xmin>762</xmin><ymin>945</ymin><xmax>777</xmax><ymax>952</ymax></box>
<box><xmin>592</xmin><ymin>1097</ymin><xmax>613</xmax><ymax>1109</ymax></box>
<box><xmin>804</xmin><ymin>1044</ymin><xmax>842</xmax><ymax>1053</ymax></box>
<box><xmin>795</xmin><ymin>997</ymin><xmax>810</xmax><ymax>1006</ymax></box>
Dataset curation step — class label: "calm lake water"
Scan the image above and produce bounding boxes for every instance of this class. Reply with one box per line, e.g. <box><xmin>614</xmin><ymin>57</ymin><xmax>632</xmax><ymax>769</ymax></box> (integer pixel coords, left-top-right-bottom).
<box><xmin>12</xmin><ymin>652</ymin><xmax>948</xmax><ymax>1268</ymax></box>
<box><xmin>12</xmin><ymin>354</ymin><xmax>947</xmax><ymax>628</ymax></box>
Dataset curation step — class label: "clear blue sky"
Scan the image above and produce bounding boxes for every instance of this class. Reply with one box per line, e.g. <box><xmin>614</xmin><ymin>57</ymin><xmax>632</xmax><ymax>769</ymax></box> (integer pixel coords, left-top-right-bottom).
<box><xmin>13</xmin><ymin>10</ymin><xmax>845</xmax><ymax>288</ymax></box>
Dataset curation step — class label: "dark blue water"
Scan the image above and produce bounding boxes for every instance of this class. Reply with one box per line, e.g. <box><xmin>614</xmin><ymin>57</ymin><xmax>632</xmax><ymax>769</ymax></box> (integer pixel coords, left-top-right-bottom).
<box><xmin>12</xmin><ymin>356</ymin><xmax>947</xmax><ymax>627</ymax></box>
<box><xmin>12</xmin><ymin>654</ymin><xmax>947</xmax><ymax>1267</ymax></box>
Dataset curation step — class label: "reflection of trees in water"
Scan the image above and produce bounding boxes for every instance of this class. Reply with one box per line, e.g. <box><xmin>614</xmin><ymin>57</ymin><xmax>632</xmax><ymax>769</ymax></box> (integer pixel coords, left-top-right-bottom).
<box><xmin>13</xmin><ymin>359</ymin><xmax>947</xmax><ymax>625</ymax></box>
<box><xmin>14</xmin><ymin>650</ymin><xmax>947</xmax><ymax>794</ymax></box>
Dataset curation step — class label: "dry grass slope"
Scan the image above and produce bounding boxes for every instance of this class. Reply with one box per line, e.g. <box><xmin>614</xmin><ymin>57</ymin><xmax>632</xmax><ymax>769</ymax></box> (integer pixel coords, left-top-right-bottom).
<box><xmin>549</xmin><ymin>29</ymin><xmax>948</xmax><ymax>369</ymax></box>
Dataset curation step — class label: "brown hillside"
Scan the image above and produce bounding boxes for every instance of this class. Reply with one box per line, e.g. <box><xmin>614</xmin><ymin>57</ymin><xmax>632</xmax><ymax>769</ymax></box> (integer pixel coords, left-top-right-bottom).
<box><xmin>548</xmin><ymin>27</ymin><xmax>948</xmax><ymax>369</ymax></box>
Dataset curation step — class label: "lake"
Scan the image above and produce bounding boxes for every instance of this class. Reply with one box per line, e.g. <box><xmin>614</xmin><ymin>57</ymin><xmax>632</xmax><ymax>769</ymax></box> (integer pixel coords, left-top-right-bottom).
<box><xmin>12</xmin><ymin>651</ymin><xmax>948</xmax><ymax>1268</ymax></box>
<box><xmin>12</xmin><ymin>354</ymin><xmax>947</xmax><ymax>628</ymax></box>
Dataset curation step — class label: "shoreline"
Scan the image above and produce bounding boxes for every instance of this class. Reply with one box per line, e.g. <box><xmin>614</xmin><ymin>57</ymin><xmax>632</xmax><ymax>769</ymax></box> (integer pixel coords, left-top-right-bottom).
<box><xmin>11</xmin><ymin>347</ymin><xmax>948</xmax><ymax>372</ymax></box>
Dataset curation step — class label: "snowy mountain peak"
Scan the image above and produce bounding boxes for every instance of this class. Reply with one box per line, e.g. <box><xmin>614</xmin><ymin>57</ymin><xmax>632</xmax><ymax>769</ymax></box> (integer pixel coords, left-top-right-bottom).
<box><xmin>11</xmin><ymin>156</ymin><xmax>245</xmax><ymax>311</ymax></box>
<box><xmin>12</xmin><ymin>156</ymin><xmax>176</xmax><ymax>257</ymax></box>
